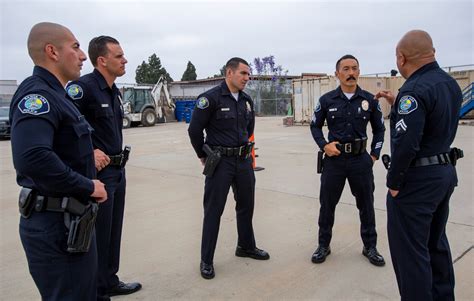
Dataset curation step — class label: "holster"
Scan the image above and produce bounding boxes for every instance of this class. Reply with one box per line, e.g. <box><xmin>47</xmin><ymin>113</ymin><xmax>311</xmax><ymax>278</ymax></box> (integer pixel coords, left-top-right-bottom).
<box><xmin>65</xmin><ymin>202</ymin><xmax>98</xmax><ymax>253</ymax></box>
<box><xmin>18</xmin><ymin>187</ymin><xmax>35</xmax><ymax>218</ymax></box>
<box><xmin>317</xmin><ymin>151</ymin><xmax>324</xmax><ymax>174</ymax></box>
<box><xmin>121</xmin><ymin>145</ymin><xmax>131</xmax><ymax>168</ymax></box>
<box><xmin>449</xmin><ymin>147</ymin><xmax>464</xmax><ymax>166</ymax></box>
<box><xmin>202</xmin><ymin>144</ymin><xmax>221</xmax><ymax>177</ymax></box>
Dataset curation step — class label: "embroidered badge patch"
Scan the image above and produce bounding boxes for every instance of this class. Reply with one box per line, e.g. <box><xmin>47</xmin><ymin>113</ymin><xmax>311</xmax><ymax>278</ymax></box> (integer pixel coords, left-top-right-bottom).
<box><xmin>398</xmin><ymin>95</ymin><xmax>417</xmax><ymax>115</ymax></box>
<box><xmin>315</xmin><ymin>102</ymin><xmax>321</xmax><ymax>112</ymax></box>
<box><xmin>197</xmin><ymin>97</ymin><xmax>209</xmax><ymax>109</ymax></box>
<box><xmin>66</xmin><ymin>84</ymin><xmax>83</xmax><ymax>100</ymax></box>
<box><xmin>361</xmin><ymin>100</ymin><xmax>369</xmax><ymax>111</ymax></box>
<box><xmin>18</xmin><ymin>94</ymin><xmax>50</xmax><ymax>115</ymax></box>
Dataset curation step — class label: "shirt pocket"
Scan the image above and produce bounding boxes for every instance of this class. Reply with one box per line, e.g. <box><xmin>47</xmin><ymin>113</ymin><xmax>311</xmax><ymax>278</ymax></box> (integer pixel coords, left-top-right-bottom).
<box><xmin>72</xmin><ymin>122</ymin><xmax>93</xmax><ymax>158</ymax></box>
<box><xmin>327</xmin><ymin>111</ymin><xmax>342</xmax><ymax>128</ymax></box>
<box><xmin>215</xmin><ymin>109</ymin><xmax>236</xmax><ymax>129</ymax></box>
<box><xmin>95</xmin><ymin>107</ymin><xmax>114</xmax><ymax>119</ymax></box>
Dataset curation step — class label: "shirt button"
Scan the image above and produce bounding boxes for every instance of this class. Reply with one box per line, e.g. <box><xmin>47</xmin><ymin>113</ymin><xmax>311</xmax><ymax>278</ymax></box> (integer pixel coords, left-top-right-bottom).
<box><xmin>347</xmin><ymin>123</ymin><xmax>351</xmax><ymax>126</ymax></box>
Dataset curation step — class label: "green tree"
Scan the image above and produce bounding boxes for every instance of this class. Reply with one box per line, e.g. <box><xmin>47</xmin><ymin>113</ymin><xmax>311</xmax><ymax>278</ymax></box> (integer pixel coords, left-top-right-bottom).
<box><xmin>181</xmin><ymin>61</ymin><xmax>197</xmax><ymax>81</ymax></box>
<box><xmin>135</xmin><ymin>53</ymin><xmax>173</xmax><ymax>84</ymax></box>
<box><xmin>211</xmin><ymin>65</ymin><xmax>226</xmax><ymax>78</ymax></box>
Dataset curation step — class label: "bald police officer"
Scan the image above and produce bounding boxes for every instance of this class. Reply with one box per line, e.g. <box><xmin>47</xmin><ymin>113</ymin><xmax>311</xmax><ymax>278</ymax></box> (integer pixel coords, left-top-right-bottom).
<box><xmin>310</xmin><ymin>55</ymin><xmax>386</xmax><ymax>266</ymax></box>
<box><xmin>10</xmin><ymin>22</ymin><xmax>107</xmax><ymax>300</ymax></box>
<box><xmin>188</xmin><ymin>57</ymin><xmax>269</xmax><ymax>279</ymax></box>
<box><xmin>67</xmin><ymin>36</ymin><xmax>141</xmax><ymax>299</ymax></box>
<box><xmin>376</xmin><ymin>30</ymin><xmax>462</xmax><ymax>300</ymax></box>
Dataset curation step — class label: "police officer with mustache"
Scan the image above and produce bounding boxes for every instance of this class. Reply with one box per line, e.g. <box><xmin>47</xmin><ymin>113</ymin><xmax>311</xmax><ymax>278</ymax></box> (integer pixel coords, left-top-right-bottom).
<box><xmin>310</xmin><ymin>54</ymin><xmax>386</xmax><ymax>266</ymax></box>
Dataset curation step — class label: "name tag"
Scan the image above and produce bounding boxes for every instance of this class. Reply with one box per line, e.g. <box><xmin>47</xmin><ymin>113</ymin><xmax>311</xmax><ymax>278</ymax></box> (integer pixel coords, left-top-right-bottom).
<box><xmin>101</xmin><ymin>104</ymin><xmax>109</xmax><ymax>108</ymax></box>
<box><xmin>329</xmin><ymin>108</ymin><xmax>337</xmax><ymax>112</ymax></box>
<box><xmin>221</xmin><ymin>108</ymin><xmax>230</xmax><ymax>111</ymax></box>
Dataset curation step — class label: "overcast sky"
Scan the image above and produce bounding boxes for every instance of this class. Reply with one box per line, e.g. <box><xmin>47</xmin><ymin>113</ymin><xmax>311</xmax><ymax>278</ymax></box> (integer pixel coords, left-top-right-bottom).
<box><xmin>0</xmin><ymin>0</ymin><xmax>472</xmax><ymax>84</ymax></box>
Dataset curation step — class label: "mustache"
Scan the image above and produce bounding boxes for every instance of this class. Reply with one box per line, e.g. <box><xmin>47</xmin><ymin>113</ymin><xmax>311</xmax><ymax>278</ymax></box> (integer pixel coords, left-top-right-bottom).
<box><xmin>346</xmin><ymin>76</ymin><xmax>356</xmax><ymax>81</ymax></box>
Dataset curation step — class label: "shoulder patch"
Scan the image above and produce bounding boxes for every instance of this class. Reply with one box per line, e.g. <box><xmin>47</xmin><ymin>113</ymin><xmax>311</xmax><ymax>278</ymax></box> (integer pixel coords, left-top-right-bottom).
<box><xmin>398</xmin><ymin>95</ymin><xmax>418</xmax><ymax>115</ymax></box>
<box><xmin>315</xmin><ymin>102</ymin><xmax>321</xmax><ymax>112</ymax></box>
<box><xmin>18</xmin><ymin>94</ymin><xmax>50</xmax><ymax>115</ymax></box>
<box><xmin>377</xmin><ymin>102</ymin><xmax>382</xmax><ymax>112</ymax></box>
<box><xmin>67</xmin><ymin>84</ymin><xmax>83</xmax><ymax>100</ymax></box>
<box><xmin>197</xmin><ymin>97</ymin><xmax>209</xmax><ymax>109</ymax></box>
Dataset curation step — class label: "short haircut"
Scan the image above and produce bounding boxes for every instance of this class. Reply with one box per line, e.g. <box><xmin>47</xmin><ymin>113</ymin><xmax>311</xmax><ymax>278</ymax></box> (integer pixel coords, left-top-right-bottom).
<box><xmin>336</xmin><ymin>54</ymin><xmax>359</xmax><ymax>70</ymax></box>
<box><xmin>88</xmin><ymin>35</ymin><xmax>119</xmax><ymax>67</ymax></box>
<box><xmin>225</xmin><ymin>57</ymin><xmax>249</xmax><ymax>71</ymax></box>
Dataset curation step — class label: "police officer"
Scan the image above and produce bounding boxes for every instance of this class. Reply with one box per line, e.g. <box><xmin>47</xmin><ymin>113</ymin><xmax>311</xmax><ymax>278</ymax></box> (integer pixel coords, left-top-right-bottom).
<box><xmin>67</xmin><ymin>36</ymin><xmax>141</xmax><ymax>299</ymax></box>
<box><xmin>188</xmin><ymin>57</ymin><xmax>270</xmax><ymax>279</ymax></box>
<box><xmin>376</xmin><ymin>30</ymin><xmax>462</xmax><ymax>300</ymax></box>
<box><xmin>310</xmin><ymin>55</ymin><xmax>386</xmax><ymax>266</ymax></box>
<box><xmin>10</xmin><ymin>22</ymin><xmax>107</xmax><ymax>300</ymax></box>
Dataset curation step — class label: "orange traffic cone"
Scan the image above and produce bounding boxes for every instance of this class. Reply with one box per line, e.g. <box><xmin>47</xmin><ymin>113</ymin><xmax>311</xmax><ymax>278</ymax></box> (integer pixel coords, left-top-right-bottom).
<box><xmin>250</xmin><ymin>134</ymin><xmax>264</xmax><ymax>171</ymax></box>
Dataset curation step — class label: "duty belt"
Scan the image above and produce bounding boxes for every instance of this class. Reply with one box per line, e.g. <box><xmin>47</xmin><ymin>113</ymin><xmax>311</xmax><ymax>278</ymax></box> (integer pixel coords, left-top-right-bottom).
<box><xmin>32</xmin><ymin>194</ymin><xmax>89</xmax><ymax>216</ymax></box>
<box><xmin>336</xmin><ymin>138</ymin><xmax>367</xmax><ymax>155</ymax></box>
<box><xmin>108</xmin><ymin>145</ymin><xmax>131</xmax><ymax>167</ymax></box>
<box><xmin>109</xmin><ymin>154</ymin><xmax>125</xmax><ymax>166</ymax></box>
<box><xmin>213</xmin><ymin>142</ymin><xmax>254</xmax><ymax>158</ymax></box>
<box><xmin>411</xmin><ymin>153</ymin><xmax>451</xmax><ymax>167</ymax></box>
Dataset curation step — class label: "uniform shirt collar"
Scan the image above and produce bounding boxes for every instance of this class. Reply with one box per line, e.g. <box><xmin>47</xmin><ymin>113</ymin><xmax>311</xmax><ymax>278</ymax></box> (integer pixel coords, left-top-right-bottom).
<box><xmin>334</xmin><ymin>85</ymin><xmax>363</xmax><ymax>100</ymax></box>
<box><xmin>406</xmin><ymin>61</ymin><xmax>439</xmax><ymax>82</ymax></box>
<box><xmin>33</xmin><ymin>66</ymin><xmax>65</xmax><ymax>93</ymax></box>
<box><xmin>220</xmin><ymin>80</ymin><xmax>232</xmax><ymax>96</ymax></box>
<box><xmin>93</xmin><ymin>68</ymin><xmax>117</xmax><ymax>91</ymax></box>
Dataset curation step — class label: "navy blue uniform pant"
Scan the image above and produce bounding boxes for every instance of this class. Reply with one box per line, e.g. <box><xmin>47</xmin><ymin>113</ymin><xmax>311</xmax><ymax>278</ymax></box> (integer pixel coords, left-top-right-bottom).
<box><xmin>387</xmin><ymin>164</ymin><xmax>456</xmax><ymax>301</ymax></box>
<box><xmin>20</xmin><ymin>211</ymin><xmax>97</xmax><ymax>301</ymax></box>
<box><xmin>318</xmin><ymin>152</ymin><xmax>377</xmax><ymax>247</ymax></box>
<box><xmin>96</xmin><ymin>167</ymin><xmax>126</xmax><ymax>299</ymax></box>
<box><xmin>201</xmin><ymin>156</ymin><xmax>256</xmax><ymax>264</ymax></box>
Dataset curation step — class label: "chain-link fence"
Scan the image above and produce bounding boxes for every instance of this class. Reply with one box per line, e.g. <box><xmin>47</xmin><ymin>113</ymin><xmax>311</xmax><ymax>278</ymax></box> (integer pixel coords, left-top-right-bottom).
<box><xmin>245</xmin><ymin>78</ymin><xmax>292</xmax><ymax>116</ymax></box>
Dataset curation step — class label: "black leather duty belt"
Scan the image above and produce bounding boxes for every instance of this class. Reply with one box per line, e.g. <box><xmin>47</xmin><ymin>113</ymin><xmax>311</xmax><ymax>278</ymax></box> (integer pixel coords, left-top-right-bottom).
<box><xmin>213</xmin><ymin>143</ymin><xmax>254</xmax><ymax>158</ymax></box>
<box><xmin>336</xmin><ymin>138</ymin><xmax>367</xmax><ymax>155</ymax></box>
<box><xmin>411</xmin><ymin>153</ymin><xmax>451</xmax><ymax>167</ymax></box>
<box><xmin>109</xmin><ymin>153</ymin><xmax>125</xmax><ymax>166</ymax></box>
<box><xmin>32</xmin><ymin>194</ymin><xmax>89</xmax><ymax>216</ymax></box>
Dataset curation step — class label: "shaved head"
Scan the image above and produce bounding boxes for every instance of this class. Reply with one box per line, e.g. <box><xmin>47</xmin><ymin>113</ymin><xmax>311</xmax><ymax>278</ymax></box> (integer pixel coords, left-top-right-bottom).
<box><xmin>397</xmin><ymin>30</ymin><xmax>435</xmax><ymax>62</ymax></box>
<box><xmin>27</xmin><ymin>22</ymin><xmax>72</xmax><ymax>64</ymax></box>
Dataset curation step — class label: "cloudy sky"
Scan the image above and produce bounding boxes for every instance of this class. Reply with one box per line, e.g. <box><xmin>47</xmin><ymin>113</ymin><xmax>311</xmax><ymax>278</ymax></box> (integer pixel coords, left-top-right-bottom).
<box><xmin>0</xmin><ymin>0</ymin><xmax>472</xmax><ymax>84</ymax></box>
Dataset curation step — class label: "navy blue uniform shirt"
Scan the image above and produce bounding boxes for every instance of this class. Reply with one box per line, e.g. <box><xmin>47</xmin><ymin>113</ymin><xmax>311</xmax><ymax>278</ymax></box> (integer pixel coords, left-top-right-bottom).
<box><xmin>387</xmin><ymin>61</ymin><xmax>462</xmax><ymax>189</ymax></box>
<box><xmin>310</xmin><ymin>86</ymin><xmax>385</xmax><ymax>159</ymax></box>
<box><xmin>66</xmin><ymin>69</ymin><xmax>124</xmax><ymax>156</ymax></box>
<box><xmin>188</xmin><ymin>81</ymin><xmax>255</xmax><ymax>158</ymax></box>
<box><xmin>9</xmin><ymin>66</ymin><xmax>95</xmax><ymax>201</ymax></box>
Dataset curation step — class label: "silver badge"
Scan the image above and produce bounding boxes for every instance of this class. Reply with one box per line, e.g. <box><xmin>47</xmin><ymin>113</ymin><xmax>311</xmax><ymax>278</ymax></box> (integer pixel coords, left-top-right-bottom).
<box><xmin>361</xmin><ymin>100</ymin><xmax>369</xmax><ymax>111</ymax></box>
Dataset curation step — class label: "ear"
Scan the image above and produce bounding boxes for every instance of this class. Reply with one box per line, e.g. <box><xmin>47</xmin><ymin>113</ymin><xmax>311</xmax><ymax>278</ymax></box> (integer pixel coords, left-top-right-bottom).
<box><xmin>44</xmin><ymin>43</ymin><xmax>59</xmax><ymax>62</ymax></box>
<box><xmin>97</xmin><ymin>56</ymin><xmax>107</xmax><ymax>67</ymax></box>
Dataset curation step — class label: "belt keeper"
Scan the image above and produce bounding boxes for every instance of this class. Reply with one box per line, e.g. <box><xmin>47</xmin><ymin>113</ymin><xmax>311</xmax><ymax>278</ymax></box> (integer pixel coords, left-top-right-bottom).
<box><xmin>35</xmin><ymin>195</ymin><xmax>45</xmax><ymax>212</ymax></box>
<box><xmin>61</xmin><ymin>197</ymin><xmax>69</xmax><ymax>211</ymax></box>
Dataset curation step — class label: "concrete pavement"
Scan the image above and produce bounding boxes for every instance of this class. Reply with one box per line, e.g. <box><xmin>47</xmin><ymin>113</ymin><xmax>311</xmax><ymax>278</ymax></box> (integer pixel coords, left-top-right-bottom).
<box><xmin>0</xmin><ymin>117</ymin><xmax>472</xmax><ymax>300</ymax></box>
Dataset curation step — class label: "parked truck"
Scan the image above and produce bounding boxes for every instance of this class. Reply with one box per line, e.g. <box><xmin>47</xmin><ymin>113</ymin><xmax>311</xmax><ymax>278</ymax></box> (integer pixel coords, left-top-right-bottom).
<box><xmin>121</xmin><ymin>76</ymin><xmax>176</xmax><ymax>128</ymax></box>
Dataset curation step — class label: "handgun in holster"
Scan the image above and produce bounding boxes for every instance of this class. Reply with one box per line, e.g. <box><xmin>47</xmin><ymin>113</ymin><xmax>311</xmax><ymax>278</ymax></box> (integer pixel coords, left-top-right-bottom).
<box><xmin>202</xmin><ymin>144</ymin><xmax>221</xmax><ymax>177</ymax></box>
<box><xmin>317</xmin><ymin>150</ymin><xmax>324</xmax><ymax>174</ymax></box>
<box><xmin>65</xmin><ymin>201</ymin><xmax>99</xmax><ymax>253</ymax></box>
<box><xmin>449</xmin><ymin>147</ymin><xmax>464</xmax><ymax>166</ymax></box>
<box><xmin>121</xmin><ymin>145</ymin><xmax>131</xmax><ymax>168</ymax></box>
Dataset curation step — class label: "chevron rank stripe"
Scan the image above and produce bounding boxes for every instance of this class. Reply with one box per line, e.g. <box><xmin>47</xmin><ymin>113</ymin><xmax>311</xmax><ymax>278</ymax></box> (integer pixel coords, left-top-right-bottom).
<box><xmin>395</xmin><ymin>119</ymin><xmax>407</xmax><ymax>132</ymax></box>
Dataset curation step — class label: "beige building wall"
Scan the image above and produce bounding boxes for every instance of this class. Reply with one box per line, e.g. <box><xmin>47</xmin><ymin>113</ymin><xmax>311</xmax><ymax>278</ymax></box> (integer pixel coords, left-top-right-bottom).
<box><xmin>292</xmin><ymin>70</ymin><xmax>474</xmax><ymax>123</ymax></box>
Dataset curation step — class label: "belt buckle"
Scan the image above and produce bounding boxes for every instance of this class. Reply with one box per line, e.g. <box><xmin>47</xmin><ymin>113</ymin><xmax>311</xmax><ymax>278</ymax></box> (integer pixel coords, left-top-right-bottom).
<box><xmin>344</xmin><ymin>143</ymin><xmax>352</xmax><ymax>153</ymax></box>
<box><xmin>238</xmin><ymin>146</ymin><xmax>243</xmax><ymax>157</ymax></box>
